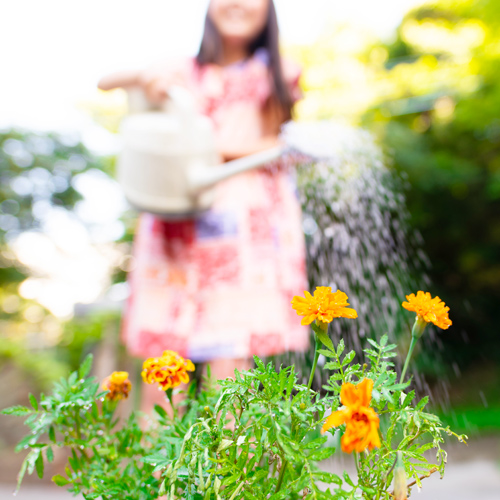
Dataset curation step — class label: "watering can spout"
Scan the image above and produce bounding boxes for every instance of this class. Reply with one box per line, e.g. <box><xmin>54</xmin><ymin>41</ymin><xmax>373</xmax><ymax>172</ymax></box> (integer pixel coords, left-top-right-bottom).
<box><xmin>187</xmin><ymin>145</ymin><xmax>285</xmax><ymax>194</ymax></box>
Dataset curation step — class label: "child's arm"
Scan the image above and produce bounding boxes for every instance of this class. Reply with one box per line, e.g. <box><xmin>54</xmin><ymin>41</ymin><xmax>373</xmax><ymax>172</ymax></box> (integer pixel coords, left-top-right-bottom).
<box><xmin>98</xmin><ymin>59</ymin><xmax>188</xmax><ymax>104</ymax></box>
<box><xmin>98</xmin><ymin>70</ymin><xmax>142</xmax><ymax>91</ymax></box>
<box><xmin>219</xmin><ymin>136</ymin><xmax>282</xmax><ymax>161</ymax></box>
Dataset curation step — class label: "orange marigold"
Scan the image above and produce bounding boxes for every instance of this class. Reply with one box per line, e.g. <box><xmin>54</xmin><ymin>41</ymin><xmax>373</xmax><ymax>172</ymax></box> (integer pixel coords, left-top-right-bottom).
<box><xmin>291</xmin><ymin>287</ymin><xmax>358</xmax><ymax>326</ymax></box>
<box><xmin>402</xmin><ymin>291</ymin><xmax>452</xmax><ymax>330</ymax></box>
<box><xmin>102</xmin><ymin>371</ymin><xmax>132</xmax><ymax>401</ymax></box>
<box><xmin>321</xmin><ymin>378</ymin><xmax>381</xmax><ymax>453</ymax></box>
<box><xmin>141</xmin><ymin>350</ymin><xmax>195</xmax><ymax>391</ymax></box>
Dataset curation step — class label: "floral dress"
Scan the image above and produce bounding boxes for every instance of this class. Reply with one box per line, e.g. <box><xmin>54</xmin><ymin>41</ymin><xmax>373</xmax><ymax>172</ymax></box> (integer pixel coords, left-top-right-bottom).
<box><xmin>122</xmin><ymin>51</ymin><xmax>309</xmax><ymax>362</ymax></box>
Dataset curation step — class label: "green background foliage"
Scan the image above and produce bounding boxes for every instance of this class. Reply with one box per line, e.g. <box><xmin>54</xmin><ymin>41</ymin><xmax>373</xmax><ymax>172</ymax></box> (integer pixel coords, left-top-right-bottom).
<box><xmin>362</xmin><ymin>0</ymin><xmax>500</xmax><ymax>371</ymax></box>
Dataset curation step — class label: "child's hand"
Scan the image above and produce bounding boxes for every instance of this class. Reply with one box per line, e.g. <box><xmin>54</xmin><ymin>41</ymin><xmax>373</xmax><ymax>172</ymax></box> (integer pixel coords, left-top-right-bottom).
<box><xmin>98</xmin><ymin>61</ymin><xmax>189</xmax><ymax>105</ymax></box>
<box><xmin>138</xmin><ymin>61</ymin><xmax>188</xmax><ymax>105</ymax></box>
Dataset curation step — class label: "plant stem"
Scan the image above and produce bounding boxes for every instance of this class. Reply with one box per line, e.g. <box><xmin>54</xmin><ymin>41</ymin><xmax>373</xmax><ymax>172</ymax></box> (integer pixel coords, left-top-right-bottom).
<box><xmin>307</xmin><ymin>335</ymin><xmax>322</xmax><ymax>391</ymax></box>
<box><xmin>275</xmin><ymin>458</ymin><xmax>287</xmax><ymax>493</ymax></box>
<box><xmin>400</xmin><ymin>336</ymin><xmax>418</xmax><ymax>384</ymax></box>
<box><xmin>354</xmin><ymin>451</ymin><xmax>360</xmax><ymax>476</ymax></box>
<box><xmin>277</xmin><ymin>332</ymin><xmax>321</xmax><ymax>494</ymax></box>
<box><xmin>165</xmin><ymin>388</ymin><xmax>177</xmax><ymax>420</ymax></box>
<box><xmin>400</xmin><ymin>317</ymin><xmax>427</xmax><ymax>384</ymax></box>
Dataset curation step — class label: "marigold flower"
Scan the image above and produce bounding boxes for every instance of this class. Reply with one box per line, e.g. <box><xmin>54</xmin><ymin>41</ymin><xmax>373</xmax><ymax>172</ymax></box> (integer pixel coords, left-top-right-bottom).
<box><xmin>291</xmin><ymin>287</ymin><xmax>358</xmax><ymax>326</ymax></box>
<box><xmin>402</xmin><ymin>291</ymin><xmax>452</xmax><ymax>330</ymax></box>
<box><xmin>321</xmin><ymin>378</ymin><xmax>381</xmax><ymax>453</ymax></box>
<box><xmin>102</xmin><ymin>371</ymin><xmax>132</xmax><ymax>401</ymax></box>
<box><xmin>141</xmin><ymin>350</ymin><xmax>195</xmax><ymax>391</ymax></box>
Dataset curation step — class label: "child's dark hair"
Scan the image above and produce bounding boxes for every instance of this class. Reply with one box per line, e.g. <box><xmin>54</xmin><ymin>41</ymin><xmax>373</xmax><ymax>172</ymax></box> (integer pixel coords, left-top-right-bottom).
<box><xmin>196</xmin><ymin>0</ymin><xmax>293</xmax><ymax>120</ymax></box>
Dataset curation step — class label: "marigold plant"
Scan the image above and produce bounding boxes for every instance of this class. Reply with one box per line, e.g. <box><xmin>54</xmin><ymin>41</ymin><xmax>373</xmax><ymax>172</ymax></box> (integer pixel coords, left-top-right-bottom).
<box><xmin>3</xmin><ymin>287</ymin><xmax>466</xmax><ymax>500</ymax></box>
<box><xmin>141</xmin><ymin>350</ymin><xmax>195</xmax><ymax>391</ymax></box>
<box><xmin>102</xmin><ymin>371</ymin><xmax>132</xmax><ymax>401</ymax></box>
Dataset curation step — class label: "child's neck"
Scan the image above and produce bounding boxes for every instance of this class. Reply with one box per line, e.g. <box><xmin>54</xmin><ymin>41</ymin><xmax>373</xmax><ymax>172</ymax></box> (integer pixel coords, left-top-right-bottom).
<box><xmin>219</xmin><ymin>40</ymin><xmax>251</xmax><ymax>67</ymax></box>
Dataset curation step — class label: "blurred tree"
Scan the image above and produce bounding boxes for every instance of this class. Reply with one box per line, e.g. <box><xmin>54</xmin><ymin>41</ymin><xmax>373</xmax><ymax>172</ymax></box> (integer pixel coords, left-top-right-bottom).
<box><xmin>362</xmin><ymin>0</ymin><xmax>500</xmax><ymax>368</ymax></box>
<box><xmin>0</xmin><ymin>130</ymin><xmax>121</xmax><ymax>388</ymax></box>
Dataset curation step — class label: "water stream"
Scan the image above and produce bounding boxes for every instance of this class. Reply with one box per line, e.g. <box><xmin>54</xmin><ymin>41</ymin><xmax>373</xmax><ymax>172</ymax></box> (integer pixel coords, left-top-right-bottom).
<box><xmin>274</xmin><ymin>121</ymin><xmax>445</xmax><ymax>400</ymax></box>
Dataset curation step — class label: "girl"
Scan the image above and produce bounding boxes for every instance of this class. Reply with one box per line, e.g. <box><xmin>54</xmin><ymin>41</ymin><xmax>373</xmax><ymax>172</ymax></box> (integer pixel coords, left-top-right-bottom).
<box><xmin>99</xmin><ymin>0</ymin><xmax>309</xmax><ymax>393</ymax></box>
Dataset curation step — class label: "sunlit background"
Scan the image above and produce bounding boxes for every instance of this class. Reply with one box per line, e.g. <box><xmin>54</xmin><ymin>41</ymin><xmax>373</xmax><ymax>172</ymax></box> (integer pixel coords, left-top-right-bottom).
<box><xmin>1</xmin><ymin>0</ymin><xmax>423</xmax><ymax>320</ymax></box>
<box><xmin>1</xmin><ymin>0</ymin><xmax>499</xmax><ymax>494</ymax></box>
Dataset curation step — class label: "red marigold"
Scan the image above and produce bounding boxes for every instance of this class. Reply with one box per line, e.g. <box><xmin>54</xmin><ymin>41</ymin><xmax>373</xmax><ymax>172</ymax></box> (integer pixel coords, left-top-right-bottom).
<box><xmin>102</xmin><ymin>371</ymin><xmax>132</xmax><ymax>401</ymax></box>
<box><xmin>141</xmin><ymin>350</ymin><xmax>195</xmax><ymax>391</ymax></box>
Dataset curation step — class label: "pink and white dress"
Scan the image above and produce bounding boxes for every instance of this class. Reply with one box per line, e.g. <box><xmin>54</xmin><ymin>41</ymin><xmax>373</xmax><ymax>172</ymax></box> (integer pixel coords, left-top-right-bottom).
<box><xmin>122</xmin><ymin>51</ymin><xmax>309</xmax><ymax>362</ymax></box>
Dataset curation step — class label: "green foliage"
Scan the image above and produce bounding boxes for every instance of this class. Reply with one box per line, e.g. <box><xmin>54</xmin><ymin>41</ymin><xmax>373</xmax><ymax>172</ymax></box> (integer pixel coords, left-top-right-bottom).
<box><xmin>362</xmin><ymin>0</ymin><xmax>500</xmax><ymax>367</ymax></box>
<box><xmin>3</xmin><ymin>330</ymin><xmax>466</xmax><ymax>499</ymax></box>
<box><xmin>0</xmin><ymin>336</ymin><xmax>69</xmax><ymax>390</ymax></box>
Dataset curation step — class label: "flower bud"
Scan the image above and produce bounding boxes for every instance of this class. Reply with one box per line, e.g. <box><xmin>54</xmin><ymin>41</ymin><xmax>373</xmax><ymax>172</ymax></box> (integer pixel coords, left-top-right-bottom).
<box><xmin>393</xmin><ymin>451</ymin><xmax>407</xmax><ymax>500</ymax></box>
<box><xmin>412</xmin><ymin>316</ymin><xmax>428</xmax><ymax>339</ymax></box>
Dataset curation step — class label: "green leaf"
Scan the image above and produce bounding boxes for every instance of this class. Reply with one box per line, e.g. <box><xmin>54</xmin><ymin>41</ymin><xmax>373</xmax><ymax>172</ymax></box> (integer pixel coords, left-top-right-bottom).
<box><xmin>1</xmin><ymin>405</ymin><xmax>32</xmax><ymax>416</ymax></box>
<box><xmin>420</xmin><ymin>412</ymin><xmax>441</xmax><ymax>423</ymax></box>
<box><xmin>253</xmin><ymin>356</ymin><xmax>265</xmax><ymax>371</ymax></box>
<box><xmin>401</xmin><ymin>390</ymin><xmax>416</xmax><ymax>408</ymax></box>
<box><xmin>16</xmin><ymin>454</ymin><xmax>29</xmax><ymax>493</ymax></box>
<box><xmin>342</xmin><ymin>350</ymin><xmax>355</xmax><ymax>366</ymax></box>
<box><xmin>416</xmin><ymin>396</ymin><xmax>429</xmax><ymax>411</ymax></box>
<box><xmin>79</xmin><ymin>354</ymin><xmax>93</xmax><ymax>379</ymax></box>
<box><xmin>46</xmin><ymin>447</ymin><xmax>54</xmax><ymax>463</ymax></box>
<box><xmin>49</xmin><ymin>426</ymin><xmax>56</xmax><ymax>444</ymax></box>
<box><xmin>317</xmin><ymin>349</ymin><xmax>334</xmax><ymax>358</ymax></box>
<box><xmin>315</xmin><ymin>330</ymin><xmax>334</xmax><ymax>351</ymax></box>
<box><xmin>359</xmin><ymin>484</ymin><xmax>376</xmax><ymax>495</ymax></box>
<box><xmin>343</xmin><ymin>471</ymin><xmax>354</xmax><ymax>487</ymax></box>
<box><xmin>324</xmin><ymin>361</ymin><xmax>341</xmax><ymax>370</ymax></box>
<box><xmin>35</xmin><ymin>452</ymin><xmax>44</xmax><ymax>479</ymax></box>
<box><xmin>28</xmin><ymin>394</ymin><xmax>38</xmax><ymax>411</ymax></box>
<box><xmin>217</xmin><ymin>439</ymin><xmax>233</xmax><ymax>453</ymax></box>
<box><xmin>313</xmin><ymin>471</ymin><xmax>342</xmax><ymax>485</ymax></box>
<box><xmin>307</xmin><ymin>446</ymin><xmax>335</xmax><ymax>461</ymax></box>
<box><xmin>154</xmin><ymin>404</ymin><xmax>168</xmax><ymax>420</ymax></box>
<box><xmin>303</xmin><ymin>436</ymin><xmax>328</xmax><ymax>449</ymax></box>
<box><xmin>52</xmin><ymin>474</ymin><xmax>71</xmax><ymax>487</ymax></box>
<box><xmin>158</xmin><ymin>479</ymin><xmax>166</xmax><ymax>496</ymax></box>
<box><xmin>286</xmin><ymin>365</ymin><xmax>295</xmax><ymax>397</ymax></box>
<box><xmin>336</xmin><ymin>339</ymin><xmax>345</xmax><ymax>357</ymax></box>
<box><xmin>68</xmin><ymin>372</ymin><xmax>77</xmax><ymax>386</ymax></box>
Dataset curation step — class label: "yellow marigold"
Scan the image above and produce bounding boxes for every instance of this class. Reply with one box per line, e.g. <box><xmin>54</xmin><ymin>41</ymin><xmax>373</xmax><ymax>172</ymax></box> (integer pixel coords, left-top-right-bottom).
<box><xmin>102</xmin><ymin>371</ymin><xmax>132</xmax><ymax>401</ymax></box>
<box><xmin>321</xmin><ymin>378</ymin><xmax>381</xmax><ymax>453</ymax></box>
<box><xmin>141</xmin><ymin>350</ymin><xmax>195</xmax><ymax>391</ymax></box>
<box><xmin>291</xmin><ymin>287</ymin><xmax>358</xmax><ymax>326</ymax></box>
<box><xmin>402</xmin><ymin>291</ymin><xmax>452</xmax><ymax>330</ymax></box>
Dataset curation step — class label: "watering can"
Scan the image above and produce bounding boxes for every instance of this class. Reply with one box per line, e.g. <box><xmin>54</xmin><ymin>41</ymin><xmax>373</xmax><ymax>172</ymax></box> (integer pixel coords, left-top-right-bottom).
<box><xmin>117</xmin><ymin>86</ymin><xmax>284</xmax><ymax>217</ymax></box>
